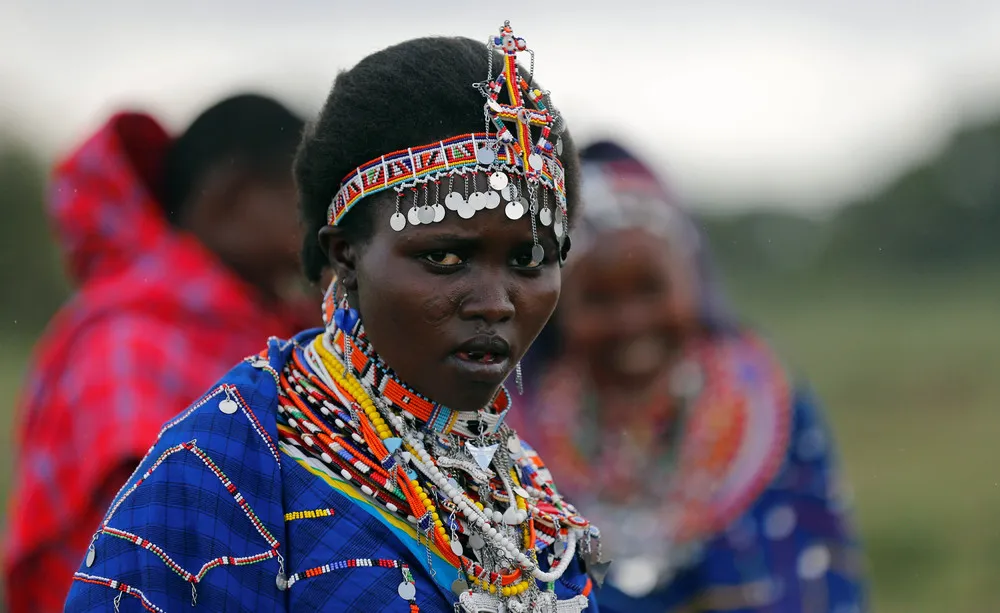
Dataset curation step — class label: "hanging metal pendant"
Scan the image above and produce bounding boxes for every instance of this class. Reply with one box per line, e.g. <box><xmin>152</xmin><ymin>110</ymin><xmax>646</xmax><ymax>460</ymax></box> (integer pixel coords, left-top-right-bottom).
<box><xmin>389</xmin><ymin>212</ymin><xmax>406</xmax><ymax>231</ymax></box>
<box><xmin>531</xmin><ymin>244</ymin><xmax>545</xmax><ymax>265</ymax></box>
<box><xmin>451</xmin><ymin>539</ymin><xmax>464</xmax><ymax>556</ymax></box>
<box><xmin>465</xmin><ymin>441</ymin><xmax>499</xmax><ymax>470</ymax></box>
<box><xmin>556</xmin><ymin>137</ymin><xmax>564</xmax><ymax>156</ymax></box>
<box><xmin>451</xmin><ymin>578</ymin><xmax>470</xmax><ymax>595</ymax></box>
<box><xmin>489</xmin><ymin>171</ymin><xmax>509</xmax><ymax>190</ymax></box>
<box><xmin>219</xmin><ymin>398</ymin><xmax>238</xmax><ymax>414</ymax></box>
<box><xmin>539</xmin><ymin>206</ymin><xmax>552</xmax><ymax>227</ymax></box>
<box><xmin>468</xmin><ymin>192</ymin><xmax>486</xmax><ymax>211</ymax></box>
<box><xmin>433</xmin><ymin>203</ymin><xmax>446</xmax><ymax>222</ymax></box>
<box><xmin>477</xmin><ymin>147</ymin><xmax>496</xmax><ymax>165</ymax></box>
<box><xmin>457</xmin><ymin>202</ymin><xmax>477</xmax><ymax>220</ymax></box>
<box><xmin>484</xmin><ymin>190</ymin><xmax>501</xmax><ymax>209</ymax></box>
<box><xmin>468</xmin><ymin>534</ymin><xmax>486</xmax><ymax>550</ymax></box>
<box><xmin>505</xmin><ymin>200</ymin><xmax>525</xmax><ymax>220</ymax></box>
<box><xmin>445</xmin><ymin>191</ymin><xmax>466</xmax><ymax>211</ymax></box>
<box><xmin>528</xmin><ymin>153</ymin><xmax>543</xmax><ymax>170</ymax></box>
<box><xmin>418</xmin><ymin>204</ymin><xmax>435</xmax><ymax>224</ymax></box>
<box><xmin>500</xmin><ymin>183</ymin><xmax>518</xmax><ymax>202</ymax></box>
<box><xmin>407</xmin><ymin>206</ymin><xmax>422</xmax><ymax>226</ymax></box>
<box><xmin>397</xmin><ymin>581</ymin><xmax>417</xmax><ymax>600</ymax></box>
<box><xmin>85</xmin><ymin>545</ymin><xmax>96</xmax><ymax>568</ymax></box>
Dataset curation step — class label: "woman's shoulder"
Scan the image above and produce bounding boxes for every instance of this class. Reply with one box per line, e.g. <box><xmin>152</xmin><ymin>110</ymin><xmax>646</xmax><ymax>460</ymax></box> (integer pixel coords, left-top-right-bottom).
<box><xmin>64</xmin><ymin>336</ymin><xmax>303</xmax><ymax>612</ymax></box>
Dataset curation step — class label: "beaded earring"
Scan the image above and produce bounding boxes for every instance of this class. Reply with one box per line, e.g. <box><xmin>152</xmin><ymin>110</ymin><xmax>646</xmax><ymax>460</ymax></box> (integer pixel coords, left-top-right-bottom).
<box><xmin>515</xmin><ymin>361</ymin><xmax>524</xmax><ymax>395</ymax></box>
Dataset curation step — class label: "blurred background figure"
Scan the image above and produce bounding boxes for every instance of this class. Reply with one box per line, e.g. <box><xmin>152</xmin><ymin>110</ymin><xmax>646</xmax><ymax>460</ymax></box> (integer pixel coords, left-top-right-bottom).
<box><xmin>510</xmin><ymin>141</ymin><xmax>866</xmax><ymax>612</ymax></box>
<box><xmin>3</xmin><ymin>93</ymin><xmax>312</xmax><ymax>612</ymax></box>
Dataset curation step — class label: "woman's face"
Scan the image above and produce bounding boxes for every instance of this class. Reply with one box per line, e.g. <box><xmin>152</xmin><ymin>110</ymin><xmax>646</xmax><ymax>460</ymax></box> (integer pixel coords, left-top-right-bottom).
<box><xmin>325</xmin><ymin>178</ymin><xmax>562</xmax><ymax>412</ymax></box>
<box><xmin>559</xmin><ymin>228</ymin><xmax>696</xmax><ymax>388</ymax></box>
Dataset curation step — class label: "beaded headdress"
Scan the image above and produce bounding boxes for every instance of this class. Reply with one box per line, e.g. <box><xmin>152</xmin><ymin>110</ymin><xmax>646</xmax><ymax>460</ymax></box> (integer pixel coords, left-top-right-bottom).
<box><xmin>327</xmin><ymin>21</ymin><xmax>570</xmax><ymax>265</ymax></box>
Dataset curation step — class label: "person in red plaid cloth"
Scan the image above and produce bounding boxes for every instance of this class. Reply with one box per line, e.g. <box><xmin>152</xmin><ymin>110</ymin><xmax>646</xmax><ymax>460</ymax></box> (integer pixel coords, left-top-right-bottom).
<box><xmin>4</xmin><ymin>93</ymin><xmax>315</xmax><ymax>612</ymax></box>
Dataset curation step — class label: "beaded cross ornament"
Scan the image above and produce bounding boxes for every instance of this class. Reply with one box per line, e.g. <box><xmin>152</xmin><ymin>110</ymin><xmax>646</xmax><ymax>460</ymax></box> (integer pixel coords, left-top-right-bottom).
<box><xmin>326</xmin><ymin>21</ymin><xmax>570</xmax><ymax>265</ymax></box>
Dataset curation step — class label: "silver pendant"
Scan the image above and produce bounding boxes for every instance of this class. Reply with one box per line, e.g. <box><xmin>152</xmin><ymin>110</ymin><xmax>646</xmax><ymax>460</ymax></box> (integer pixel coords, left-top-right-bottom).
<box><xmin>85</xmin><ymin>545</ymin><xmax>96</xmax><ymax>567</ymax></box>
<box><xmin>556</xmin><ymin>138</ymin><xmax>563</xmax><ymax>156</ymax></box>
<box><xmin>397</xmin><ymin>581</ymin><xmax>417</xmax><ymax>600</ymax></box>
<box><xmin>539</xmin><ymin>207</ymin><xmax>552</xmax><ymax>227</ymax></box>
<box><xmin>465</xmin><ymin>441</ymin><xmax>499</xmax><ymax>470</ymax></box>
<box><xmin>468</xmin><ymin>534</ymin><xmax>486</xmax><ymax>550</ymax></box>
<box><xmin>500</xmin><ymin>183</ymin><xmax>518</xmax><ymax>202</ymax></box>
<box><xmin>218</xmin><ymin>398</ymin><xmax>238</xmax><ymax>414</ymax></box>
<box><xmin>445</xmin><ymin>191</ymin><xmax>466</xmax><ymax>211</ymax></box>
<box><xmin>407</xmin><ymin>206</ymin><xmax>422</xmax><ymax>226</ymax></box>
<box><xmin>452</xmin><ymin>578</ymin><xmax>470</xmax><ymax>595</ymax></box>
<box><xmin>531</xmin><ymin>244</ymin><xmax>544</xmax><ymax>265</ymax></box>
<box><xmin>459</xmin><ymin>590</ymin><xmax>506</xmax><ymax>613</ymax></box>
<box><xmin>485</xmin><ymin>190</ymin><xmax>501</xmax><ymax>210</ymax></box>
<box><xmin>489</xmin><ymin>171</ymin><xmax>509</xmax><ymax>190</ymax></box>
<box><xmin>477</xmin><ymin>147</ymin><xmax>496</xmax><ymax>165</ymax></box>
<box><xmin>528</xmin><ymin>153</ymin><xmax>543</xmax><ymax>170</ymax></box>
<box><xmin>418</xmin><ymin>204</ymin><xmax>435</xmax><ymax>224</ymax></box>
<box><xmin>451</xmin><ymin>539</ymin><xmax>464</xmax><ymax>556</ymax></box>
<box><xmin>389</xmin><ymin>212</ymin><xmax>406</xmax><ymax>231</ymax></box>
<box><xmin>433</xmin><ymin>203</ymin><xmax>446</xmax><ymax>222</ymax></box>
<box><xmin>505</xmin><ymin>200</ymin><xmax>525</xmax><ymax>220</ymax></box>
<box><xmin>457</xmin><ymin>203</ymin><xmax>477</xmax><ymax>220</ymax></box>
<box><xmin>468</xmin><ymin>191</ymin><xmax>486</xmax><ymax>211</ymax></box>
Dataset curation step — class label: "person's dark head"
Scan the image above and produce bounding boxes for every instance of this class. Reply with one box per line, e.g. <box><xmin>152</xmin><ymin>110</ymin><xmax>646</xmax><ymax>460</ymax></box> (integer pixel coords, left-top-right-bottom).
<box><xmin>556</xmin><ymin>140</ymin><xmax>733</xmax><ymax>391</ymax></box>
<box><xmin>296</xmin><ymin>34</ymin><xmax>580</xmax><ymax>412</ymax></box>
<box><xmin>162</xmin><ymin>93</ymin><xmax>305</xmax><ymax>303</ymax></box>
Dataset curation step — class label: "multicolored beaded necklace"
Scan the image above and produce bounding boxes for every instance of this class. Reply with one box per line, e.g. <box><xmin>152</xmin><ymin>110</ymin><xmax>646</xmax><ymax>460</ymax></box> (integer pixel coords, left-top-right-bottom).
<box><xmin>270</xmin><ymin>319</ymin><xmax>599</xmax><ymax>612</ymax></box>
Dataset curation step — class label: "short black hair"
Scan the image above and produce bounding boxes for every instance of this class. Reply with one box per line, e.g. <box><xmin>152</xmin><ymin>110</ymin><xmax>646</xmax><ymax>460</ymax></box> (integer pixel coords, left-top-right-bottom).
<box><xmin>162</xmin><ymin>93</ymin><xmax>305</xmax><ymax>224</ymax></box>
<box><xmin>295</xmin><ymin>36</ymin><xmax>581</xmax><ymax>283</ymax></box>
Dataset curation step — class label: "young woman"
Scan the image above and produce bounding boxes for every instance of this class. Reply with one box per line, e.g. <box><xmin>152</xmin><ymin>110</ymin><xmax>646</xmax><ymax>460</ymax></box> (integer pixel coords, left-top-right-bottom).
<box><xmin>64</xmin><ymin>25</ymin><xmax>602</xmax><ymax>613</ymax></box>
<box><xmin>510</xmin><ymin>140</ymin><xmax>868</xmax><ymax>613</ymax></box>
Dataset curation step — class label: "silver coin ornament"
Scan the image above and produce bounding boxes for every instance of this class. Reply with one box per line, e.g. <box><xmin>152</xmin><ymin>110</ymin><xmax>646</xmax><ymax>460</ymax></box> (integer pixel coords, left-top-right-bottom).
<box><xmin>528</xmin><ymin>153</ymin><xmax>543</xmax><ymax>170</ymax></box>
<box><xmin>457</xmin><ymin>202</ymin><xmax>476</xmax><ymax>220</ymax></box>
<box><xmin>433</xmin><ymin>203</ymin><xmax>446</xmax><ymax>222</ymax></box>
<box><xmin>484</xmin><ymin>190</ymin><xmax>501</xmax><ymax>209</ymax></box>
<box><xmin>500</xmin><ymin>182</ymin><xmax>518</xmax><ymax>202</ymax></box>
<box><xmin>476</xmin><ymin>147</ymin><xmax>496</xmax><ymax>165</ymax></box>
<box><xmin>397</xmin><ymin>581</ymin><xmax>417</xmax><ymax>600</ymax></box>
<box><xmin>407</xmin><ymin>206</ymin><xmax>422</xmax><ymax>226</ymax></box>
<box><xmin>556</xmin><ymin>138</ymin><xmax>564</xmax><ymax>156</ymax></box>
<box><xmin>85</xmin><ymin>546</ymin><xmax>96</xmax><ymax>568</ymax></box>
<box><xmin>451</xmin><ymin>578</ymin><xmax>470</xmax><ymax>595</ymax></box>
<box><xmin>451</xmin><ymin>540</ymin><xmax>464</xmax><ymax>556</ymax></box>
<box><xmin>276</xmin><ymin>573</ymin><xmax>288</xmax><ymax>591</ymax></box>
<box><xmin>418</xmin><ymin>204</ymin><xmax>435</xmax><ymax>224</ymax></box>
<box><xmin>469</xmin><ymin>534</ymin><xmax>486</xmax><ymax>550</ymax></box>
<box><xmin>467</xmin><ymin>191</ymin><xmax>485</xmax><ymax>211</ymax></box>
<box><xmin>219</xmin><ymin>398</ymin><xmax>238</xmax><ymax>414</ymax></box>
<box><xmin>489</xmin><ymin>171</ymin><xmax>509</xmax><ymax>190</ymax></box>
<box><xmin>389</xmin><ymin>212</ymin><xmax>406</xmax><ymax>232</ymax></box>
<box><xmin>539</xmin><ymin>206</ymin><xmax>553</xmax><ymax>227</ymax></box>
<box><xmin>505</xmin><ymin>199</ymin><xmax>525</xmax><ymax>220</ymax></box>
<box><xmin>507</xmin><ymin>437</ymin><xmax>522</xmax><ymax>455</ymax></box>
<box><xmin>531</xmin><ymin>244</ymin><xmax>545</xmax><ymax>265</ymax></box>
<box><xmin>444</xmin><ymin>191</ymin><xmax>465</xmax><ymax>211</ymax></box>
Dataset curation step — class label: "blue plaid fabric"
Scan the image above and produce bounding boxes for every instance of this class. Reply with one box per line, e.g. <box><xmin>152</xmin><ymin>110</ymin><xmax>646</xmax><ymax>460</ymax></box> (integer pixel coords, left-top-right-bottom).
<box><xmin>65</xmin><ymin>332</ymin><xmax>599</xmax><ymax>612</ymax></box>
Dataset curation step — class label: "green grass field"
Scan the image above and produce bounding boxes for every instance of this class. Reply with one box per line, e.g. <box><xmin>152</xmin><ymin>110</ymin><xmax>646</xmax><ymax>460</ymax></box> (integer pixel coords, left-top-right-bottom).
<box><xmin>0</xmin><ymin>271</ymin><xmax>997</xmax><ymax>612</ymax></box>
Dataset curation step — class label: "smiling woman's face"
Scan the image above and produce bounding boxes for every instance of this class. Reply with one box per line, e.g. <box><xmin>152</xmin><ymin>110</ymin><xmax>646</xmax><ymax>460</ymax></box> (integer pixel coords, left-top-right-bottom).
<box><xmin>323</xmin><ymin>175</ymin><xmax>562</xmax><ymax>412</ymax></box>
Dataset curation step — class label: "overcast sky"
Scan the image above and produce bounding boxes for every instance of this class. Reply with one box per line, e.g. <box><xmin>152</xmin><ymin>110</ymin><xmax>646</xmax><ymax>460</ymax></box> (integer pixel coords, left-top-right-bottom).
<box><xmin>2</xmin><ymin>0</ymin><xmax>1000</xmax><ymax>211</ymax></box>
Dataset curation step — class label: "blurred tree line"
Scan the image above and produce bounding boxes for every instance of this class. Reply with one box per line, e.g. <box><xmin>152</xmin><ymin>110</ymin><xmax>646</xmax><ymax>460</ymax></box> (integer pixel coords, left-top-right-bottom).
<box><xmin>699</xmin><ymin>114</ymin><xmax>1000</xmax><ymax>281</ymax></box>
<box><xmin>1</xmin><ymin>112</ymin><xmax>998</xmax><ymax>337</ymax></box>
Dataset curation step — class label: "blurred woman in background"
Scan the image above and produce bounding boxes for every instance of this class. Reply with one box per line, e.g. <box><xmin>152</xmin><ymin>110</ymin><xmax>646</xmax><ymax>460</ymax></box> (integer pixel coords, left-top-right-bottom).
<box><xmin>509</xmin><ymin>140</ymin><xmax>867</xmax><ymax>613</ymax></box>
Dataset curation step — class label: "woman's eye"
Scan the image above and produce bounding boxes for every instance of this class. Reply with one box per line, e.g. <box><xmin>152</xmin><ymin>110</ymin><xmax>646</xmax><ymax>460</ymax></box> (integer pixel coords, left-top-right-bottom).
<box><xmin>423</xmin><ymin>251</ymin><xmax>464</xmax><ymax>266</ymax></box>
<box><xmin>511</xmin><ymin>253</ymin><xmax>542</xmax><ymax>269</ymax></box>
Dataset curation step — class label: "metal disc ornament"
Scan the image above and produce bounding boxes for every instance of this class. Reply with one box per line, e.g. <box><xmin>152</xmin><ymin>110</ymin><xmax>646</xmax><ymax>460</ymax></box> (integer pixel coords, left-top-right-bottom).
<box><xmin>451</xmin><ymin>578</ymin><xmax>470</xmax><ymax>595</ymax></box>
<box><xmin>539</xmin><ymin>206</ymin><xmax>553</xmax><ymax>227</ymax></box>
<box><xmin>389</xmin><ymin>212</ymin><xmax>406</xmax><ymax>232</ymax></box>
<box><xmin>219</xmin><ymin>398</ymin><xmax>238</xmax><ymax>414</ymax></box>
<box><xmin>531</xmin><ymin>244</ymin><xmax>545</xmax><ymax>265</ymax></box>
<box><xmin>457</xmin><ymin>203</ymin><xmax>476</xmax><ymax>219</ymax></box>
<box><xmin>467</xmin><ymin>192</ymin><xmax>485</xmax><ymax>211</ymax></box>
<box><xmin>489</xmin><ymin>171</ymin><xmax>509</xmax><ymax>190</ymax></box>
<box><xmin>528</xmin><ymin>153</ymin><xmax>543</xmax><ymax>170</ymax></box>
<box><xmin>484</xmin><ymin>190</ymin><xmax>501</xmax><ymax>209</ymax></box>
<box><xmin>418</xmin><ymin>204</ymin><xmax>435</xmax><ymax>224</ymax></box>
<box><xmin>85</xmin><ymin>546</ymin><xmax>96</xmax><ymax>568</ymax></box>
<box><xmin>407</xmin><ymin>206</ymin><xmax>422</xmax><ymax>226</ymax></box>
<box><xmin>451</xmin><ymin>540</ymin><xmax>464</xmax><ymax>556</ymax></box>
<box><xmin>556</xmin><ymin>138</ymin><xmax>564</xmax><ymax>155</ymax></box>
<box><xmin>469</xmin><ymin>534</ymin><xmax>486</xmax><ymax>550</ymax></box>
<box><xmin>433</xmin><ymin>203</ymin><xmax>446</xmax><ymax>222</ymax></box>
<box><xmin>505</xmin><ymin>200</ymin><xmax>525</xmax><ymax>220</ymax></box>
<box><xmin>500</xmin><ymin>182</ymin><xmax>518</xmax><ymax>202</ymax></box>
<box><xmin>397</xmin><ymin>581</ymin><xmax>417</xmax><ymax>600</ymax></box>
<box><xmin>444</xmin><ymin>191</ymin><xmax>465</xmax><ymax>211</ymax></box>
<box><xmin>476</xmin><ymin>147</ymin><xmax>496</xmax><ymax>165</ymax></box>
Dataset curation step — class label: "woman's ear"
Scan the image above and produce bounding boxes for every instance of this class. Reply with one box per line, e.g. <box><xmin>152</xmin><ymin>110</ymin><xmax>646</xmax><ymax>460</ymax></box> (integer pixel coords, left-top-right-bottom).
<box><xmin>318</xmin><ymin>225</ymin><xmax>359</xmax><ymax>291</ymax></box>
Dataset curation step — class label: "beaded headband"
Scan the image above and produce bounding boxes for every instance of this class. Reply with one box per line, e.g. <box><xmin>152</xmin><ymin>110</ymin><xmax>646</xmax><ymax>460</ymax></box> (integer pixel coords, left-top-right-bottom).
<box><xmin>327</xmin><ymin>21</ymin><xmax>570</xmax><ymax>264</ymax></box>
